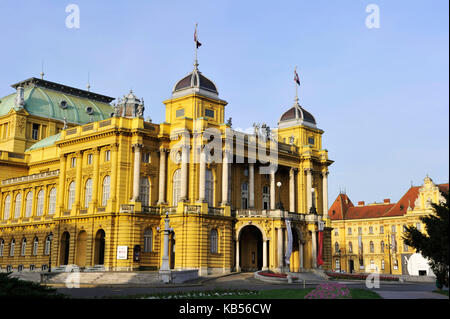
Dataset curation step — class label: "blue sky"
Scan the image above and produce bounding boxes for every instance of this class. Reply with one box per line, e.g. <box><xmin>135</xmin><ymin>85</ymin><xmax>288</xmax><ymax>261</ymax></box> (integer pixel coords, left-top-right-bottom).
<box><xmin>0</xmin><ymin>0</ymin><xmax>448</xmax><ymax>205</ymax></box>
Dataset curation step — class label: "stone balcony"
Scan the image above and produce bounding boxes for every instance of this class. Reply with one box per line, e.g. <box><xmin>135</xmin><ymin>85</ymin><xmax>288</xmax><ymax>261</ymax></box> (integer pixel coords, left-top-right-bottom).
<box><xmin>1</xmin><ymin>169</ymin><xmax>59</xmax><ymax>186</ymax></box>
<box><xmin>234</xmin><ymin>209</ymin><xmax>308</xmax><ymax>221</ymax></box>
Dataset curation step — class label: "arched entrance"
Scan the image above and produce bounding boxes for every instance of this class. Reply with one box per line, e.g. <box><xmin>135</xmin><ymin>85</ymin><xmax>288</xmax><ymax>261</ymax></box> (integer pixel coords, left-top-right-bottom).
<box><xmin>289</xmin><ymin>228</ymin><xmax>300</xmax><ymax>272</ymax></box>
<box><xmin>76</xmin><ymin>231</ymin><xmax>87</xmax><ymax>267</ymax></box>
<box><xmin>94</xmin><ymin>229</ymin><xmax>105</xmax><ymax>265</ymax></box>
<box><xmin>239</xmin><ymin>225</ymin><xmax>263</xmax><ymax>271</ymax></box>
<box><xmin>59</xmin><ymin>232</ymin><xmax>70</xmax><ymax>265</ymax></box>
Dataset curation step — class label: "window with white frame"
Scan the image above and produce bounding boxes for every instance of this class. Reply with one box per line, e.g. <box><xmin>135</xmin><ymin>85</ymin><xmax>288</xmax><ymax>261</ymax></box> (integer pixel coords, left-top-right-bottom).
<box><xmin>369</xmin><ymin>226</ymin><xmax>373</xmax><ymax>234</ymax></box>
<box><xmin>381</xmin><ymin>259</ymin><xmax>385</xmax><ymax>270</ymax></box>
<box><xmin>14</xmin><ymin>193</ymin><xmax>22</xmax><ymax>218</ymax></box>
<box><xmin>87</xmin><ymin>154</ymin><xmax>93</xmax><ymax>165</ymax></box>
<box><xmin>37</xmin><ymin>190</ymin><xmax>44</xmax><ymax>216</ymax></box>
<box><xmin>10</xmin><ymin>239</ymin><xmax>15</xmax><ymax>256</ymax></box>
<box><xmin>85</xmin><ymin>179</ymin><xmax>92</xmax><ymax>208</ymax></box>
<box><xmin>48</xmin><ymin>188</ymin><xmax>56</xmax><ymax>215</ymax></box>
<box><xmin>71</xmin><ymin>157</ymin><xmax>76</xmax><ymax>168</ymax></box>
<box><xmin>370</xmin><ymin>241</ymin><xmax>374</xmax><ymax>253</ymax></box>
<box><xmin>335</xmin><ymin>259</ymin><xmax>340</xmax><ymax>270</ymax></box>
<box><xmin>380</xmin><ymin>240</ymin><xmax>385</xmax><ymax>253</ymax></box>
<box><xmin>393</xmin><ymin>259</ymin><xmax>398</xmax><ymax>270</ymax></box>
<box><xmin>348</xmin><ymin>242</ymin><xmax>353</xmax><ymax>253</ymax></box>
<box><xmin>391</xmin><ymin>225</ymin><xmax>396</xmax><ymax>233</ymax></box>
<box><xmin>262</xmin><ymin>185</ymin><xmax>270</xmax><ymax>210</ymax></box>
<box><xmin>21</xmin><ymin>238</ymin><xmax>26</xmax><ymax>256</ymax></box>
<box><xmin>172</xmin><ymin>169</ymin><xmax>181</xmax><ymax>206</ymax></box>
<box><xmin>205</xmin><ymin>169</ymin><xmax>214</xmax><ymax>207</ymax></box>
<box><xmin>25</xmin><ymin>191</ymin><xmax>33</xmax><ymax>217</ymax></box>
<box><xmin>33</xmin><ymin>237</ymin><xmax>38</xmax><ymax>256</ymax></box>
<box><xmin>210</xmin><ymin>229</ymin><xmax>218</xmax><ymax>253</ymax></box>
<box><xmin>335</xmin><ymin>242</ymin><xmax>340</xmax><ymax>253</ymax></box>
<box><xmin>358</xmin><ymin>227</ymin><xmax>362</xmax><ymax>235</ymax></box>
<box><xmin>44</xmin><ymin>236</ymin><xmax>51</xmax><ymax>255</ymax></box>
<box><xmin>102</xmin><ymin>175</ymin><xmax>110</xmax><ymax>206</ymax></box>
<box><xmin>105</xmin><ymin>150</ymin><xmax>111</xmax><ymax>162</ymax></box>
<box><xmin>143</xmin><ymin>228</ymin><xmax>153</xmax><ymax>252</ymax></box>
<box><xmin>241</xmin><ymin>183</ymin><xmax>248</xmax><ymax>209</ymax></box>
<box><xmin>140</xmin><ymin>177</ymin><xmax>150</xmax><ymax>206</ymax></box>
<box><xmin>3</xmin><ymin>195</ymin><xmax>11</xmax><ymax>220</ymax></box>
<box><xmin>348</xmin><ymin>227</ymin><xmax>352</xmax><ymax>235</ymax></box>
<box><xmin>0</xmin><ymin>239</ymin><xmax>4</xmax><ymax>257</ymax></box>
<box><xmin>334</xmin><ymin>228</ymin><xmax>339</xmax><ymax>236</ymax></box>
<box><xmin>68</xmin><ymin>182</ymin><xmax>76</xmax><ymax>209</ymax></box>
<box><xmin>380</xmin><ymin>226</ymin><xmax>384</xmax><ymax>234</ymax></box>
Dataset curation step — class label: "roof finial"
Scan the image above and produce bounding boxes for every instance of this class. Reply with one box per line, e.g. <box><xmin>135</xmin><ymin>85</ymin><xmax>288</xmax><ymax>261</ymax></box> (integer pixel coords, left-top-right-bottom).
<box><xmin>87</xmin><ymin>71</ymin><xmax>91</xmax><ymax>91</ymax></box>
<box><xmin>294</xmin><ymin>66</ymin><xmax>300</xmax><ymax>105</ymax></box>
<box><xmin>194</xmin><ymin>23</ymin><xmax>202</xmax><ymax>70</ymax></box>
<box><xmin>40</xmin><ymin>59</ymin><xmax>45</xmax><ymax>80</ymax></box>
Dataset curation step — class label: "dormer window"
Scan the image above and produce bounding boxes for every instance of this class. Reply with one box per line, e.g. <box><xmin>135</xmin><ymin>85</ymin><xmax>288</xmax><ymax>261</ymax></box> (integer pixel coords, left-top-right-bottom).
<box><xmin>176</xmin><ymin>109</ymin><xmax>185</xmax><ymax>117</ymax></box>
<box><xmin>308</xmin><ymin>137</ymin><xmax>315</xmax><ymax>145</ymax></box>
<box><xmin>205</xmin><ymin>109</ymin><xmax>214</xmax><ymax>118</ymax></box>
<box><xmin>32</xmin><ymin>124</ymin><xmax>40</xmax><ymax>140</ymax></box>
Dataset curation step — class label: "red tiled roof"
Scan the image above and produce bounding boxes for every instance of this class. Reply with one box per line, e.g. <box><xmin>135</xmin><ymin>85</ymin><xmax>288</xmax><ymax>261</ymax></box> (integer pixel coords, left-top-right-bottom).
<box><xmin>328</xmin><ymin>183</ymin><xmax>449</xmax><ymax>221</ymax></box>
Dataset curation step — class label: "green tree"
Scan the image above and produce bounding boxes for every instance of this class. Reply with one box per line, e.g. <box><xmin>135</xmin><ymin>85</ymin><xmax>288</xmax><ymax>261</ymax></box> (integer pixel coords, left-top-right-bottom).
<box><xmin>403</xmin><ymin>191</ymin><xmax>449</xmax><ymax>288</ymax></box>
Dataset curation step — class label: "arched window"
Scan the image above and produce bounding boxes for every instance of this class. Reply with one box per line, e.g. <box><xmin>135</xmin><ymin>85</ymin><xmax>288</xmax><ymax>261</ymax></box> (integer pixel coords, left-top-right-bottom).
<box><xmin>205</xmin><ymin>169</ymin><xmax>214</xmax><ymax>207</ymax></box>
<box><xmin>335</xmin><ymin>242</ymin><xmax>340</xmax><ymax>253</ymax></box>
<box><xmin>33</xmin><ymin>237</ymin><xmax>39</xmax><ymax>256</ymax></box>
<box><xmin>37</xmin><ymin>190</ymin><xmax>44</xmax><ymax>216</ymax></box>
<box><xmin>21</xmin><ymin>238</ymin><xmax>27</xmax><ymax>256</ymax></box>
<box><xmin>25</xmin><ymin>191</ymin><xmax>33</xmax><ymax>217</ymax></box>
<box><xmin>14</xmin><ymin>193</ymin><xmax>22</xmax><ymax>218</ymax></box>
<box><xmin>241</xmin><ymin>183</ymin><xmax>248</xmax><ymax>209</ymax></box>
<box><xmin>143</xmin><ymin>228</ymin><xmax>153</xmax><ymax>252</ymax></box>
<box><xmin>68</xmin><ymin>181</ymin><xmax>76</xmax><ymax>209</ymax></box>
<box><xmin>210</xmin><ymin>229</ymin><xmax>218</xmax><ymax>253</ymax></box>
<box><xmin>48</xmin><ymin>188</ymin><xmax>57</xmax><ymax>215</ymax></box>
<box><xmin>10</xmin><ymin>239</ymin><xmax>15</xmax><ymax>256</ymax></box>
<box><xmin>335</xmin><ymin>259</ymin><xmax>340</xmax><ymax>270</ymax></box>
<box><xmin>370</xmin><ymin>241</ymin><xmax>374</xmax><ymax>253</ymax></box>
<box><xmin>393</xmin><ymin>259</ymin><xmax>398</xmax><ymax>270</ymax></box>
<box><xmin>140</xmin><ymin>177</ymin><xmax>150</xmax><ymax>206</ymax></box>
<box><xmin>348</xmin><ymin>242</ymin><xmax>353</xmax><ymax>253</ymax></box>
<box><xmin>262</xmin><ymin>185</ymin><xmax>270</xmax><ymax>210</ymax></box>
<box><xmin>0</xmin><ymin>239</ymin><xmax>4</xmax><ymax>257</ymax></box>
<box><xmin>44</xmin><ymin>236</ymin><xmax>51</xmax><ymax>255</ymax></box>
<box><xmin>3</xmin><ymin>195</ymin><xmax>11</xmax><ymax>220</ymax></box>
<box><xmin>172</xmin><ymin>169</ymin><xmax>181</xmax><ymax>206</ymax></box>
<box><xmin>102</xmin><ymin>175</ymin><xmax>110</xmax><ymax>206</ymax></box>
<box><xmin>85</xmin><ymin>178</ymin><xmax>92</xmax><ymax>208</ymax></box>
<box><xmin>380</xmin><ymin>240</ymin><xmax>385</xmax><ymax>253</ymax></box>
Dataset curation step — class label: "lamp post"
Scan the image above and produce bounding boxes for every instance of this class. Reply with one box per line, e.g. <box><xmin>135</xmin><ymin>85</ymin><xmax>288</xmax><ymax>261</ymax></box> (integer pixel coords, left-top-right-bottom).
<box><xmin>276</xmin><ymin>181</ymin><xmax>284</xmax><ymax>210</ymax></box>
<box><xmin>386</xmin><ymin>232</ymin><xmax>392</xmax><ymax>275</ymax></box>
<box><xmin>309</xmin><ymin>187</ymin><xmax>317</xmax><ymax>214</ymax></box>
<box><xmin>337</xmin><ymin>249</ymin><xmax>342</xmax><ymax>272</ymax></box>
<box><xmin>48</xmin><ymin>231</ymin><xmax>53</xmax><ymax>273</ymax></box>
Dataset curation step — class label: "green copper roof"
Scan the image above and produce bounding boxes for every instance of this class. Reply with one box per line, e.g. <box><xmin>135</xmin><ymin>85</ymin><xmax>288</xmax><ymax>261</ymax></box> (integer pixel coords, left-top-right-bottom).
<box><xmin>0</xmin><ymin>77</ymin><xmax>114</xmax><ymax>124</ymax></box>
<box><xmin>26</xmin><ymin>132</ymin><xmax>61</xmax><ymax>152</ymax></box>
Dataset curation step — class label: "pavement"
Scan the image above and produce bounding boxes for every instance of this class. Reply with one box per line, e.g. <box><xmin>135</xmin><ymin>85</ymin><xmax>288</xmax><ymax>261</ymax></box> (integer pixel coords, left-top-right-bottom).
<box><xmin>54</xmin><ymin>272</ymin><xmax>450</xmax><ymax>299</ymax></box>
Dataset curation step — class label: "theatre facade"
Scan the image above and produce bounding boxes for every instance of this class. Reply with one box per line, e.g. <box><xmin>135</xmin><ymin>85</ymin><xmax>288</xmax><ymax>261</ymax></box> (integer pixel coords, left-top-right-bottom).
<box><xmin>0</xmin><ymin>62</ymin><xmax>333</xmax><ymax>275</ymax></box>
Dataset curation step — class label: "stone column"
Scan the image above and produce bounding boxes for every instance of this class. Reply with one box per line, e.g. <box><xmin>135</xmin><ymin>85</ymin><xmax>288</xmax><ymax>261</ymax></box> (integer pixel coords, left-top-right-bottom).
<box><xmin>299</xmin><ymin>241</ymin><xmax>304</xmax><ymax>270</ymax></box>
<box><xmin>180</xmin><ymin>145</ymin><xmax>189</xmax><ymax>201</ymax></box>
<box><xmin>270</xmin><ymin>171</ymin><xmax>276</xmax><ymax>210</ymax></box>
<box><xmin>249</xmin><ymin>163</ymin><xmax>255</xmax><ymax>208</ymax></box>
<box><xmin>199</xmin><ymin>146</ymin><xmax>206</xmax><ymax>202</ymax></box>
<box><xmin>157</xmin><ymin>149</ymin><xmax>167</xmax><ymax>204</ymax></box>
<box><xmin>132</xmin><ymin>144</ymin><xmax>143</xmax><ymax>201</ymax></box>
<box><xmin>221</xmin><ymin>150</ymin><xmax>229</xmax><ymax>206</ymax></box>
<box><xmin>91</xmin><ymin>147</ymin><xmax>100</xmax><ymax>206</ymax></box>
<box><xmin>277</xmin><ymin>227</ymin><xmax>283</xmax><ymax>269</ymax></box>
<box><xmin>322</xmin><ymin>171</ymin><xmax>329</xmax><ymax>215</ymax></box>
<box><xmin>311</xmin><ymin>230</ymin><xmax>317</xmax><ymax>268</ymax></box>
<box><xmin>305</xmin><ymin>168</ymin><xmax>312</xmax><ymax>212</ymax></box>
<box><xmin>262</xmin><ymin>239</ymin><xmax>268</xmax><ymax>270</ymax></box>
<box><xmin>110</xmin><ymin>143</ymin><xmax>119</xmax><ymax>203</ymax></box>
<box><xmin>289</xmin><ymin>168</ymin><xmax>295</xmax><ymax>212</ymax></box>
<box><xmin>56</xmin><ymin>154</ymin><xmax>67</xmax><ymax>217</ymax></box>
<box><xmin>236</xmin><ymin>239</ymin><xmax>241</xmax><ymax>272</ymax></box>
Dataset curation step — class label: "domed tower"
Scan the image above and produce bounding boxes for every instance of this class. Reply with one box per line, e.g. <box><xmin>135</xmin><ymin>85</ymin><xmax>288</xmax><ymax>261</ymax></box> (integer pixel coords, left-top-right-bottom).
<box><xmin>112</xmin><ymin>89</ymin><xmax>145</xmax><ymax>118</ymax></box>
<box><xmin>163</xmin><ymin>59</ymin><xmax>227</xmax><ymax>125</ymax></box>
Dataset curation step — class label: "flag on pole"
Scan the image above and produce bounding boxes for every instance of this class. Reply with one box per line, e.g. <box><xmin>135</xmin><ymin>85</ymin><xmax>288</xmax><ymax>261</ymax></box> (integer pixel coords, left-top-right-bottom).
<box><xmin>294</xmin><ymin>68</ymin><xmax>300</xmax><ymax>86</ymax></box>
<box><xmin>194</xmin><ymin>24</ymin><xmax>202</xmax><ymax>48</ymax></box>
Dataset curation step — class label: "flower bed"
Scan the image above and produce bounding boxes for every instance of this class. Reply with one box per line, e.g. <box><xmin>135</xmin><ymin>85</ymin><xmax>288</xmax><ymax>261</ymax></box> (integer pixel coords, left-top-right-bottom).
<box><xmin>257</xmin><ymin>271</ymin><xmax>297</xmax><ymax>280</ymax></box>
<box><xmin>304</xmin><ymin>283</ymin><xmax>351</xmax><ymax>299</ymax></box>
<box><xmin>326</xmin><ymin>272</ymin><xmax>399</xmax><ymax>281</ymax></box>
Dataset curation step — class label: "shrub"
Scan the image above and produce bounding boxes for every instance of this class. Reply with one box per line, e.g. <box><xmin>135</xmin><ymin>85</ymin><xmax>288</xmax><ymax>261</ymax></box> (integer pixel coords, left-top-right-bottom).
<box><xmin>0</xmin><ymin>272</ymin><xmax>67</xmax><ymax>299</ymax></box>
<box><xmin>304</xmin><ymin>283</ymin><xmax>351</xmax><ymax>299</ymax></box>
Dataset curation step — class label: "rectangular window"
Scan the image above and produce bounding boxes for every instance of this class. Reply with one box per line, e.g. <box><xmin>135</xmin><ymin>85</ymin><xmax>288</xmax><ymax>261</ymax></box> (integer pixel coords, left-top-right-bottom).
<box><xmin>308</xmin><ymin>137</ymin><xmax>315</xmax><ymax>145</ymax></box>
<box><xmin>87</xmin><ymin>154</ymin><xmax>93</xmax><ymax>165</ymax></box>
<box><xmin>143</xmin><ymin>152</ymin><xmax>150</xmax><ymax>163</ymax></box>
<box><xmin>205</xmin><ymin>109</ymin><xmax>214</xmax><ymax>118</ymax></box>
<box><xmin>380</xmin><ymin>226</ymin><xmax>384</xmax><ymax>234</ymax></box>
<box><xmin>71</xmin><ymin>157</ymin><xmax>76</xmax><ymax>168</ymax></box>
<box><xmin>32</xmin><ymin>124</ymin><xmax>40</xmax><ymax>140</ymax></box>
<box><xmin>105</xmin><ymin>150</ymin><xmax>111</xmax><ymax>162</ymax></box>
<box><xmin>348</xmin><ymin>228</ymin><xmax>352</xmax><ymax>235</ymax></box>
<box><xmin>176</xmin><ymin>108</ymin><xmax>185</xmax><ymax>117</ymax></box>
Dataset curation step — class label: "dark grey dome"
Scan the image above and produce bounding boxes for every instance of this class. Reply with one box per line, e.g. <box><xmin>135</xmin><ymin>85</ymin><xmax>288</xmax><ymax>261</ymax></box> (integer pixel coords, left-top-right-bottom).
<box><xmin>173</xmin><ymin>69</ymin><xmax>218</xmax><ymax>95</ymax></box>
<box><xmin>279</xmin><ymin>104</ymin><xmax>316</xmax><ymax>124</ymax></box>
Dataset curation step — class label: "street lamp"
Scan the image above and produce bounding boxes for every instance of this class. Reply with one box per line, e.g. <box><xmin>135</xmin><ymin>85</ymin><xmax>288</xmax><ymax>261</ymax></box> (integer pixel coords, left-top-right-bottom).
<box><xmin>48</xmin><ymin>231</ymin><xmax>53</xmax><ymax>273</ymax></box>
<box><xmin>337</xmin><ymin>249</ymin><xmax>342</xmax><ymax>272</ymax></box>
<box><xmin>309</xmin><ymin>187</ymin><xmax>317</xmax><ymax>214</ymax></box>
<box><xmin>276</xmin><ymin>181</ymin><xmax>284</xmax><ymax>210</ymax></box>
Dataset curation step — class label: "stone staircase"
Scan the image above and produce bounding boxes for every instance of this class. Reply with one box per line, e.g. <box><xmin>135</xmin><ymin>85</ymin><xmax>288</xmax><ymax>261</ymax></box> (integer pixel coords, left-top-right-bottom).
<box><xmin>41</xmin><ymin>271</ymin><xmax>162</xmax><ymax>285</ymax></box>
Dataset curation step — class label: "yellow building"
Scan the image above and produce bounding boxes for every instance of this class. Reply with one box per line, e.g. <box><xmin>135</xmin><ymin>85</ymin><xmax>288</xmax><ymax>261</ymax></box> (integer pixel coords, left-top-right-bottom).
<box><xmin>329</xmin><ymin>177</ymin><xmax>448</xmax><ymax>276</ymax></box>
<box><xmin>0</xmin><ymin>60</ymin><xmax>333</xmax><ymax>275</ymax></box>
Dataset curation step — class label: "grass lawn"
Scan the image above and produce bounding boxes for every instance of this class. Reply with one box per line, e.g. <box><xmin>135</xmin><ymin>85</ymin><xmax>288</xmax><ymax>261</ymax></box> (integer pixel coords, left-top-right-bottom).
<box><xmin>112</xmin><ymin>288</ymin><xmax>382</xmax><ymax>299</ymax></box>
<box><xmin>433</xmin><ymin>290</ymin><xmax>449</xmax><ymax>296</ymax></box>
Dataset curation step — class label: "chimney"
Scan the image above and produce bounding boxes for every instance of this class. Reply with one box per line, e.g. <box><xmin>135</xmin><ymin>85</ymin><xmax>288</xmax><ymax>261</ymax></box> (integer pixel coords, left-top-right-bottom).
<box><xmin>384</xmin><ymin>198</ymin><xmax>390</xmax><ymax>204</ymax></box>
<box><xmin>358</xmin><ymin>201</ymin><xmax>365</xmax><ymax>206</ymax></box>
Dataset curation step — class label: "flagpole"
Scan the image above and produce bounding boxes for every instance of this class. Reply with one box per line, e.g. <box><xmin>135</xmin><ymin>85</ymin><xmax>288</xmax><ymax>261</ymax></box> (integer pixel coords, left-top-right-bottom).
<box><xmin>194</xmin><ymin>23</ymin><xmax>198</xmax><ymax>69</ymax></box>
<box><xmin>295</xmin><ymin>66</ymin><xmax>299</xmax><ymax>104</ymax></box>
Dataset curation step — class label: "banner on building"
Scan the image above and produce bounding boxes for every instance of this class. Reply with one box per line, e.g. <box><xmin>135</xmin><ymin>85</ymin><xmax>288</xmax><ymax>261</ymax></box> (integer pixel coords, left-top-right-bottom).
<box><xmin>317</xmin><ymin>221</ymin><xmax>324</xmax><ymax>266</ymax></box>
<box><xmin>285</xmin><ymin>219</ymin><xmax>293</xmax><ymax>266</ymax></box>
